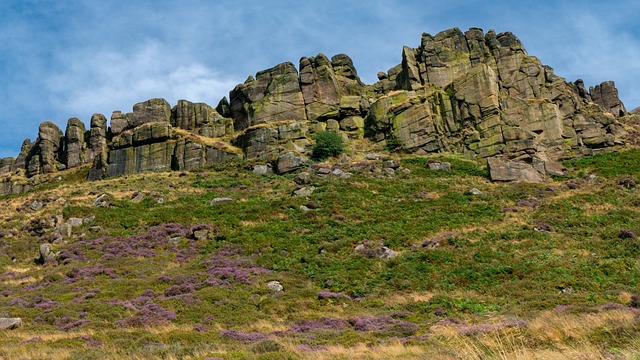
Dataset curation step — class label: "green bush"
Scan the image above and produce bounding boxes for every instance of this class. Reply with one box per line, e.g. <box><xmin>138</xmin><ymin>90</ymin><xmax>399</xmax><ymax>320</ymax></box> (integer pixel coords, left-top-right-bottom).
<box><xmin>312</xmin><ymin>131</ymin><xmax>344</xmax><ymax>160</ymax></box>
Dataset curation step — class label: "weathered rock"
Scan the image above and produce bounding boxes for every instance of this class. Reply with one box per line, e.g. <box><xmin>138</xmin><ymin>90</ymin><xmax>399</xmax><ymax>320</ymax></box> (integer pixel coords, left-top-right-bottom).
<box><xmin>299</xmin><ymin>54</ymin><xmax>341</xmax><ymax>120</ymax></box>
<box><xmin>26</xmin><ymin>122</ymin><xmax>64</xmax><ymax>176</ymax></box>
<box><xmin>253</xmin><ymin>164</ymin><xmax>274</xmax><ymax>175</ymax></box>
<box><xmin>38</xmin><ymin>243</ymin><xmax>57</xmax><ymax>263</ymax></box>
<box><xmin>131</xmin><ymin>98</ymin><xmax>172</xmax><ymax>128</ymax></box>
<box><xmin>487</xmin><ymin>157</ymin><xmax>546</xmax><ymax>183</ymax></box>
<box><xmin>29</xmin><ymin>200</ymin><xmax>43</xmax><ymax>212</ymax></box>
<box><xmin>210</xmin><ymin>197</ymin><xmax>233</xmax><ymax>205</ymax></box>
<box><xmin>293</xmin><ymin>186</ymin><xmax>315</xmax><ymax>197</ymax></box>
<box><xmin>93</xmin><ymin>194</ymin><xmax>109</xmax><ymax>207</ymax></box>
<box><xmin>89</xmin><ymin>113</ymin><xmax>108</xmax><ymax>162</ymax></box>
<box><xmin>467</xmin><ymin>188</ymin><xmax>483</xmax><ymax>195</ymax></box>
<box><xmin>428</xmin><ymin>161</ymin><xmax>452</xmax><ymax>170</ymax></box>
<box><xmin>67</xmin><ymin>218</ymin><xmax>83</xmax><ymax>227</ymax></box>
<box><xmin>276</xmin><ymin>152</ymin><xmax>307</xmax><ymax>174</ymax></box>
<box><xmin>64</xmin><ymin>117</ymin><xmax>88</xmax><ymax>169</ymax></box>
<box><xmin>266</xmin><ymin>280</ymin><xmax>284</xmax><ymax>292</ymax></box>
<box><xmin>0</xmin><ymin>318</ymin><xmax>22</xmax><ymax>330</ymax></box>
<box><xmin>229</xmin><ymin>62</ymin><xmax>306</xmax><ymax>130</ymax></box>
<box><xmin>590</xmin><ymin>81</ymin><xmax>626</xmax><ymax>117</ymax></box>
<box><xmin>293</xmin><ymin>171</ymin><xmax>312</xmax><ymax>185</ymax></box>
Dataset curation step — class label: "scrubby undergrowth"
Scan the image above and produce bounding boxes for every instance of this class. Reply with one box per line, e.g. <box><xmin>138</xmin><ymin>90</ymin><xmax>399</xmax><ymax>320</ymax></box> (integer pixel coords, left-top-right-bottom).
<box><xmin>0</xmin><ymin>149</ymin><xmax>639</xmax><ymax>359</ymax></box>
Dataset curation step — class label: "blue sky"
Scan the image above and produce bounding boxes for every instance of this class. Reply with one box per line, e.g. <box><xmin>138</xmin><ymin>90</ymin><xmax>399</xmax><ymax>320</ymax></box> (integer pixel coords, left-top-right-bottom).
<box><xmin>1</xmin><ymin>0</ymin><xmax>639</xmax><ymax>158</ymax></box>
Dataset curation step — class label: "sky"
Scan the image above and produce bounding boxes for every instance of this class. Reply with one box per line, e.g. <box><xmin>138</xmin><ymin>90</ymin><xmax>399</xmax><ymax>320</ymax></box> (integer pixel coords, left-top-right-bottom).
<box><xmin>0</xmin><ymin>0</ymin><xmax>639</xmax><ymax>158</ymax></box>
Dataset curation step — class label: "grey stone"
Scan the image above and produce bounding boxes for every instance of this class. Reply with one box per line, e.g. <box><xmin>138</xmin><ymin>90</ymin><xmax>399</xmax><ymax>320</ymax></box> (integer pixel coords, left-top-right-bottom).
<box><xmin>210</xmin><ymin>197</ymin><xmax>233</xmax><ymax>205</ymax></box>
<box><xmin>299</xmin><ymin>205</ymin><xmax>311</xmax><ymax>212</ymax></box>
<box><xmin>467</xmin><ymin>188</ymin><xmax>483</xmax><ymax>195</ymax></box>
<box><xmin>0</xmin><ymin>318</ymin><xmax>22</xmax><ymax>330</ymax></box>
<box><xmin>428</xmin><ymin>161</ymin><xmax>452</xmax><ymax>171</ymax></box>
<box><xmin>39</xmin><ymin>243</ymin><xmax>57</xmax><ymax>263</ymax></box>
<box><xmin>380</xmin><ymin>247</ymin><xmax>398</xmax><ymax>260</ymax></box>
<box><xmin>266</xmin><ymin>280</ymin><xmax>284</xmax><ymax>292</ymax></box>
<box><xmin>131</xmin><ymin>192</ymin><xmax>144</xmax><ymax>203</ymax></box>
<box><xmin>83</xmin><ymin>216</ymin><xmax>96</xmax><ymax>225</ymax></box>
<box><xmin>293</xmin><ymin>172</ymin><xmax>312</xmax><ymax>185</ymax></box>
<box><xmin>193</xmin><ymin>230</ymin><xmax>210</xmax><ymax>241</ymax></box>
<box><xmin>93</xmin><ymin>194</ymin><xmax>109</xmax><ymax>207</ymax></box>
<box><xmin>293</xmin><ymin>186</ymin><xmax>315</xmax><ymax>197</ymax></box>
<box><xmin>487</xmin><ymin>157</ymin><xmax>546</xmax><ymax>183</ymax></box>
<box><xmin>67</xmin><ymin>218</ymin><xmax>83</xmax><ymax>227</ymax></box>
<box><xmin>253</xmin><ymin>164</ymin><xmax>274</xmax><ymax>175</ymax></box>
<box><xmin>29</xmin><ymin>200</ymin><xmax>43</xmax><ymax>212</ymax></box>
<box><xmin>276</xmin><ymin>152</ymin><xmax>307</xmax><ymax>174</ymax></box>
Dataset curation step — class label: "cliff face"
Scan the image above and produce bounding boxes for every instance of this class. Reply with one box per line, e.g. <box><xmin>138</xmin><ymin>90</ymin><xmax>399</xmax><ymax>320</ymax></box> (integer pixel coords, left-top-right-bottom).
<box><xmin>0</xmin><ymin>27</ymin><xmax>635</xmax><ymax>194</ymax></box>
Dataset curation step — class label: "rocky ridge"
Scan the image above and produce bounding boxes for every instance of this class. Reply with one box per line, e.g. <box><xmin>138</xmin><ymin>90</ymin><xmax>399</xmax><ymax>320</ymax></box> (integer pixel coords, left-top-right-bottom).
<box><xmin>1</xmin><ymin>27</ymin><xmax>637</xmax><ymax>195</ymax></box>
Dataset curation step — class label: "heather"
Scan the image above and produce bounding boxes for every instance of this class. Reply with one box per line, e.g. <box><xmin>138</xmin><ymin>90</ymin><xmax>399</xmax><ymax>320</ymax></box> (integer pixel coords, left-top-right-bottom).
<box><xmin>0</xmin><ymin>149</ymin><xmax>638</xmax><ymax>358</ymax></box>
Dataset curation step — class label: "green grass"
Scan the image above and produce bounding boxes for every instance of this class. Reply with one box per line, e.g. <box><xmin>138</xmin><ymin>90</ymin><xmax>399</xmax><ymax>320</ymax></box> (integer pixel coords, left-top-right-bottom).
<box><xmin>1</xmin><ymin>150</ymin><xmax>639</xmax><ymax>358</ymax></box>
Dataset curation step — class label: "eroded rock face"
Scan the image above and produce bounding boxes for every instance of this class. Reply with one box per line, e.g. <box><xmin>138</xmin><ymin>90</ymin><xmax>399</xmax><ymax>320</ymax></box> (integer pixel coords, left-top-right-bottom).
<box><xmin>590</xmin><ymin>81</ymin><xmax>626</xmax><ymax>117</ymax></box>
<box><xmin>366</xmin><ymin>27</ymin><xmax>630</xmax><ymax>161</ymax></box>
<box><xmin>64</xmin><ymin>117</ymin><xmax>88</xmax><ymax>169</ymax></box>
<box><xmin>229</xmin><ymin>62</ymin><xmax>307</xmax><ymax>130</ymax></box>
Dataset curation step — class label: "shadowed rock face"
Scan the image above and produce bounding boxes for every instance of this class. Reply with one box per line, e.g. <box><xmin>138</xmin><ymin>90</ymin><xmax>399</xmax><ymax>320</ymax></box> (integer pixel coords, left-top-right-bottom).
<box><xmin>0</xmin><ymin>27</ymin><xmax>634</xmax><ymax>193</ymax></box>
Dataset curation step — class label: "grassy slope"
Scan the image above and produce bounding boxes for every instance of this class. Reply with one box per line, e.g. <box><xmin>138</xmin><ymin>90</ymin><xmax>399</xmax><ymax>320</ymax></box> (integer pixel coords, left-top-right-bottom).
<box><xmin>0</xmin><ymin>149</ymin><xmax>639</xmax><ymax>359</ymax></box>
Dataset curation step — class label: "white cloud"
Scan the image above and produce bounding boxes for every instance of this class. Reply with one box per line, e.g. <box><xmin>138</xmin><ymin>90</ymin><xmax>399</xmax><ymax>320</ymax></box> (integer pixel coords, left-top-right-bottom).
<box><xmin>44</xmin><ymin>40</ymin><xmax>240</xmax><ymax>122</ymax></box>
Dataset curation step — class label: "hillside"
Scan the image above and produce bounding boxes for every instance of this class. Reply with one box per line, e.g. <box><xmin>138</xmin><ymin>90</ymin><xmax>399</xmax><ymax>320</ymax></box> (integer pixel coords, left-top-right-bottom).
<box><xmin>0</xmin><ymin>147</ymin><xmax>638</xmax><ymax>359</ymax></box>
<box><xmin>1</xmin><ymin>27</ymin><xmax>639</xmax><ymax>359</ymax></box>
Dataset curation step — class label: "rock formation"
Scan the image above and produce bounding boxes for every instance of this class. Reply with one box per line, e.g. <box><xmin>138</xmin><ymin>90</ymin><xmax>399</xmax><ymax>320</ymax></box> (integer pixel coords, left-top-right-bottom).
<box><xmin>0</xmin><ymin>27</ymin><xmax>636</xmax><ymax>194</ymax></box>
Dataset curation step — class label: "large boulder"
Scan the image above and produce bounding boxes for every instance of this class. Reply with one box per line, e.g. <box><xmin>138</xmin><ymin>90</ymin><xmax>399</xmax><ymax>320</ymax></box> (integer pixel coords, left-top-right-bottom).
<box><xmin>487</xmin><ymin>157</ymin><xmax>546</xmax><ymax>183</ymax></box>
<box><xmin>299</xmin><ymin>54</ymin><xmax>341</xmax><ymax>120</ymax></box>
<box><xmin>0</xmin><ymin>318</ymin><xmax>22</xmax><ymax>330</ymax></box>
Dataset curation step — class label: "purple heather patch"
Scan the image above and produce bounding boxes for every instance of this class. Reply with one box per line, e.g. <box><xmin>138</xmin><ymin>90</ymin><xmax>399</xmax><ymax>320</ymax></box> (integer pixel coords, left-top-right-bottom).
<box><xmin>288</xmin><ymin>317</ymin><xmax>349</xmax><ymax>333</ymax></box>
<box><xmin>78</xmin><ymin>335</ymin><xmax>102</xmax><ymax>347</ymax></box>
<box><xmin>193</xmin><ymin>324</ymin><xmax>210</xmax><ymax>333</ymax></box>
<box><xmin>220</xmin><ymin>329</ymin><xmax>268</xmax><ymax>343</ymax></box>
<box><xmin>351</xmin><ymin>316</ymin><xmax>418</xmax><ymax>335</ymax></box>
<box><xmin>65</xmin><ymin>264</ymin><xmax>117</xmax><ymax>283</ymax></box>
<box><xmin>56</xmin><ymin>316</ymin><xmax>91</xmax><ymax>331</ymax></box>
<box><xmin>203</xmin><ymin>245</ymin><xmax>270</xmax><ymax>287</ymax></box>
<box><xmin>114</xmin><ymin>299</ymin><xmax>177</xmax><ymax>328</ymax></box>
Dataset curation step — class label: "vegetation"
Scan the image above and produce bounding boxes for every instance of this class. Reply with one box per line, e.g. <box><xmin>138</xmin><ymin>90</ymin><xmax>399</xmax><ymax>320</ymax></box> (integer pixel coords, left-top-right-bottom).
<box><xmin>0</xmin><ymin>148</ymin><xmax>639</xmax><ymax>359</ymax></box>
<box><xmin>311</xmin><ymin>131</ymin><xmax>344</xmax><ymax>160</ymax></box>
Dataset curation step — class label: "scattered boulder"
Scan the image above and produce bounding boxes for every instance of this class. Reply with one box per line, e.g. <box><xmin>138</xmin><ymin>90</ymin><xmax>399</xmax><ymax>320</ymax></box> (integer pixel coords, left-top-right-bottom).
<box><xmin>0</xmin><ymin>318</ymin><xmax>22</xmax><ymax>330</ymax></box>
<box><xmin>293</xmin><ymin>187</ymin><xmax>315</xmax><ymax>197</ymax></box>
<box><xmin>266</xmin><ymin>281</ymin><xmax>284</xmax><ymax>292</ymax></box>
<box><xmin>276</xmin><ymin>152</ymin><xmax>307</xmax><ymax>174</ymax></box>
<box><xmin>38</xmin><ymin>243</ymin><xmax>58</xmax><ymax>263</ymax></box>
<box><xmin>131</xmin><ymin>192</ymin><xmax>144</xmax><ymax>203</ymax></box>
<box><xmin>93</xmin><ymin>194</ymin><xmax>110</xmax><ymax>207</ymax></box>
<box><xmin>487</xmin><ymin>157</ymin><xmax>546</xmax><ymax>183</ymax></box>
<box><xmin>428</xmin><ymin>161</ymin><xmax>452</xmax><ymax>171</ymax></box>
<box><xmin>299</xmin><ymin>205</ymin><xmax>311</xmax><ymax>213</ymax></box>
<box><xmin>210</xmin><ymin>197</ymin><xmax>233</xmax><ymax>205</ymax></box>
<box><xmin>67</xmin><ymin>218</ymin><xmax>84</xmax><ymax>227</ymax></box>
<box><xmin>293</xmin><ymin>172</ymin><xmax>312</xmax><ymax>185</ymax></box>
<box><xmin>467</xmin><ymin>188</ymin><xmax>482</xmax><ymax>195</ymax></box>
<box><xmin>253</xmin><ymin>164</ymin><xmax>274</xmax><ymax>175</ymax></box>
<box><xmin>29</xmin><ymin>200</ymin><xmax>43</xmax><ymax>212</ymax></box>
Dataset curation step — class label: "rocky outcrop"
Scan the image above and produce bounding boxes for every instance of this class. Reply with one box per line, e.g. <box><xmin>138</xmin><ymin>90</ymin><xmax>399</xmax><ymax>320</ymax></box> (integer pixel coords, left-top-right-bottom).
<box><xmin>366</xmin><ymin>27</ymin><xmax>630</xmax><ymax>162</ymax></box>
<box><xmin>590</xmin><ymin>81</ymin><xmax>626</xmax><ymax>117</ymax></box>
<box><xmin>0</xmin><ymin>27</ymin><xmax>635</xmax><ymax>194</ymax></box>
